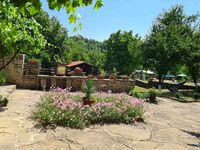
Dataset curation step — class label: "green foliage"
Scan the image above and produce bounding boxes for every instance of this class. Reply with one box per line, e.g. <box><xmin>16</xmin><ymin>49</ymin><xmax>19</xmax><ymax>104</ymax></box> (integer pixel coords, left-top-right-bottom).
<box><xmin>65</xmin><ymin>36</ymin><xmax>106</xmax><ymax>70</ymax></box>
<box><xmin>0</xmin><ymin>71</ymin><xmax>7</xmax><ymax>85</ymax></box>
<box><xmin>34</xmin><ymin>96</ymin><xmax>86</xmax><ymax>128</ymax></box>
<box><xmin>129</xmin><ymin>86</ymin><xmax>149</xmax><ymax>99</ymax></box>
<box><xmin>31</xmin><ymin>11</ymin><xmax>107</xmax><ymax>68</ymax></box>
<box><xmin>82</xmin><ymin>80</ymin><xmax>96</xmax><ymax>99</ymax></box>
<box><xmin>174</xmin><ymin>92</ymin><xmax>183</xmax><ymax>99</ymax></box>
<box><xmin>192</xmin><ymin>92</ymin><xmax>200</xmax><ymax>101</ymax></box>
<box><xmin>197</xmin><ymin>86</ymin><xmax>200</xmax><ymax>93</ymax></box>
<box><xmin>33</xmin><ymin>11</ymin><xmax>68</xmax><ymax>67</ymax></box>
<box><xmin>105</xmin><ymin>30</ymin><xmax>143</xmax><ymax>75</ymax></box>
<box><xmin>131</xmin><ymin>91</ymin><xmax>149</xmax><ymax>100</ymax></box>
<box><xmin>130</xmin><ymin>87</ymin><xmax>159</xmax><ymax>103</ymax></box>
<box><xmin>143</xmin><ymin>5</ymin><xmax>198</xmax><ymax>84</ymax></box>
<box><xmin>34</xmin><ymin>91</ymin><xmax>144</xmax><ymax>129</ymax></box>
<box><xmin>111</xmin><ymin>67</ymin><xmax>118</xmax><ymax>76</ymax></box>
<box><xmin>148</xmin><ymin>88</ymin><xmax>157</xmax><ymax>103</ymax></box>
<box><xmin>180</xmin><ymin>25</ymin><xmax>200</xmax><ymax>86</ymax></box>
<box><xmin>9</xmin><ymin>0</ymin><xmax>103</xmax><ymax>26</ymax></box>
<box><xmin>0</xmin><ymin>0</ymin><xmax>45</xmax><ymax>68</ymax></box>
<box><xmin>0</xmin><ymin>95</ymin><xmax>8</xmax><ymax>107</ymax></box>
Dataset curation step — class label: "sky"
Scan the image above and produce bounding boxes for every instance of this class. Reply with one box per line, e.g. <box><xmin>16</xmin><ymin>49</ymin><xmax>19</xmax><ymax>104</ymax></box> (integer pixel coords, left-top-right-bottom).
<box><xmin>41</xmin><ymin>0</ymin><xmax>200</xmax><ymax>41</ymax></box>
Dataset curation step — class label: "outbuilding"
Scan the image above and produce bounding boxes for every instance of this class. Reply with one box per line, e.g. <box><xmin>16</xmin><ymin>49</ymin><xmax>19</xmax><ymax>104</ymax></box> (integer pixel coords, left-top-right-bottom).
<box><xmin>66</xmin><ymin>61</ymin><xmax>94</xmax><ymax>75</ymax></box>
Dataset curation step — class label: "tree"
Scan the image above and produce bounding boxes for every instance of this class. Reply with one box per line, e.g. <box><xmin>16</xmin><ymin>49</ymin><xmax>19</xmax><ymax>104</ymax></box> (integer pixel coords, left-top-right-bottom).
<box><xmin>8</xmin><ymin>0</ymin><xmax>103</xmax><ymax>25</ymax></box>
<box><xmin>0</xmin><ymin>0</ymin><xmax>104</xmax><ymax>69</ymax></box>
<box><xmin>33</xmin><ymin>10</ymin><xmax>68</xmax><ymax>67</ymax></box>
<box><xmin>64</xmin><ymin>35</ymin><xmax>106</xmax><ymax>70</ymax></box>
<box><xmin>0</xmin><ymin>0</ymin><xmax>45</xmax><ymax>70</ymax></box>
<box><xmin>181</xmin><ymin>25</ymin><xmax>200</xmax><ymax>88</ymax></box>
<box><xmin>105</xmin><ymin>30</ymin><xmax>142</xmax><ymax>75</ymax></box>
<box><xmin>143</xmin><ymin>5</ymin><xmax>197</xmax><ymax>87</ymax></box>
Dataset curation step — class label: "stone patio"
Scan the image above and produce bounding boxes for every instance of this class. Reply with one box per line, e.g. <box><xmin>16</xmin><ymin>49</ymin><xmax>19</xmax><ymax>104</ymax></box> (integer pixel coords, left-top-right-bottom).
<box><xmin>0</xmin><ymin>89</ymin><xmax>199</xmax><ymax>150</ymax></box>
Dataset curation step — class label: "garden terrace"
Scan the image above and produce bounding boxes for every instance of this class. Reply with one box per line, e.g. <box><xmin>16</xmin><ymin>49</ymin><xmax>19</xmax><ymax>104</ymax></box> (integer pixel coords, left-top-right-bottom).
<box><xmin>1</xmin><ymin>54</ymin><xmax>135</xmax><ymax>92</ymax></box>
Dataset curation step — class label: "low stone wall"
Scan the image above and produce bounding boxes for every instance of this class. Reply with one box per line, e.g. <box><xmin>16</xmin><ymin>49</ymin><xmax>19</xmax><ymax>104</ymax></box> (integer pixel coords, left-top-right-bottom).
<box><xmin>148</xmin><ymin>81</ymin><xmax>195</xmax><ymax>90</ymax></box>
<box><xmin>135</xmin><ymin>79</ymin><xmax>196</xmax><ymax>90</ymax></box>
<box><xmin>23</xmin><ymin>75</ymin><xmax>39</xmax><ymax>90</ymax></box>
<box><xmin>38</xmin><ymin>75</ymin><xmax>135</xmax><ymax>93</ymax></box>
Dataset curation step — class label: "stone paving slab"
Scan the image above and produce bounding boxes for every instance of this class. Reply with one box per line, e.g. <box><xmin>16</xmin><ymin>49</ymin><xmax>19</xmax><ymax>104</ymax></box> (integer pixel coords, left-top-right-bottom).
<box><xmin>0</xmin><ymin>89</ymin><xmax>200</xmax><ymax>150</ymax></box>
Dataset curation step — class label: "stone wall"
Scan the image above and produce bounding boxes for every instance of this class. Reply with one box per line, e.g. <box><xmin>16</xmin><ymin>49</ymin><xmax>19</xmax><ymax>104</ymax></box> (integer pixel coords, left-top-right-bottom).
<box><xmin>0</xmin><ymin>54</ymin><xmax>25</xmax><ymax>87</ymax></box>
<box><xmin>23</xmin><ymin>75</ymin><xmax>39</xmax><ymax>90</ymax></box>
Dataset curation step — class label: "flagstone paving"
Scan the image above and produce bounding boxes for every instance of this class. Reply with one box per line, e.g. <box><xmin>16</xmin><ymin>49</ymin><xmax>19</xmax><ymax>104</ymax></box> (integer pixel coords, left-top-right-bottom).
<box><xmin>0</xmin><ymin>89</ymin><xmax>200</xmax><ymax>150</ymax></box>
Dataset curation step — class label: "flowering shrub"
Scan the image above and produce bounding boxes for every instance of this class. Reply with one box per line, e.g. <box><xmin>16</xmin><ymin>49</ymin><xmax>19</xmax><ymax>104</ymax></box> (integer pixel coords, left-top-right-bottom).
<box><xmin>34</xmin><ymin>87</ymin><xmax>145</xmax><ymax>129</ymax></box>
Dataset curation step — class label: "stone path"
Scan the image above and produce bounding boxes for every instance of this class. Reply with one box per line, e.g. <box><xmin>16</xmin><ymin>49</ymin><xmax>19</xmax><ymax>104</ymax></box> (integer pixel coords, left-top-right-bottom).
<box><xmin>0</xmin><ymin>89</ymin><xmax>200</xmax><ymax>150</ymax></box>
<box><xmin>0</xmin><ymin>85</ymin><xmax>16</xmax><ymax>98</ymax></box>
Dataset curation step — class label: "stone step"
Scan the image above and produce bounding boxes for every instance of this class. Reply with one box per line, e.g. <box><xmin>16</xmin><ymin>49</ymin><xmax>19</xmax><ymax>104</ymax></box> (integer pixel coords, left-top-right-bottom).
<box><xmin>0</xmin><ymin>85</ymin><xmax>16</xmax><ymax>99</ymax></box>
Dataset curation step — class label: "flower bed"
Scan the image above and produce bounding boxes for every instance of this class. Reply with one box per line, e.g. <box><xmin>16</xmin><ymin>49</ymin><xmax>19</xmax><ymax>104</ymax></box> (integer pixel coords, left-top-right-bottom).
<box><xmin>34</xmin><ymin>88</ymin><xmax>145</xmax><ymax>129</ymax></box>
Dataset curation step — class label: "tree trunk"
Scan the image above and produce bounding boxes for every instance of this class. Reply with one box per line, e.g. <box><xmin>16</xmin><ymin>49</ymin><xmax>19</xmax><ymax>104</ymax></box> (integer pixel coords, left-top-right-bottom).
<box><xmin>0</xmin><ymin>49</ymin><xmax>20</xmax><ymax>71</ymax></box>
<box><xmin>158</xmin><ymin>74</ymin><xmax>163</xmax><ymax>90</ymax></box>
<box><xmin>0</xmin><ymin>40</ymin><xmax>4</xmax><ymax>66</ymax></box>
<box><xmin>188</xmin><ymin>64</ymin><xmax>199</xmax><ymax>91</ymax></box>
<box><xmin>191</xmin><ymin>72</ymin><xmax>198</xmax><ymax>90</ymax></box>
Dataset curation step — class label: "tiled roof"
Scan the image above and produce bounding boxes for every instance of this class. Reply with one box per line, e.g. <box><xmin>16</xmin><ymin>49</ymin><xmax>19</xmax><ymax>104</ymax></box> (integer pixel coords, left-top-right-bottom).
<box><xmin>66</xmin><ymin>61</ymin><xmax>93</xmax><ymax>67</ymax></box>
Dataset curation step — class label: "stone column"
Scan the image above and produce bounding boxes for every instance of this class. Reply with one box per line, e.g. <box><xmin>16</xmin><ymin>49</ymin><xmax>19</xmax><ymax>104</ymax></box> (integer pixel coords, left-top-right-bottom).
<box><xmin>41</xmin><ymin>78</ymin><xmax>47</xmax><ymax>91</ymax></box>
<box><xmin>12</xmin><ymin>54</ymin><xmax>25</xmax><ymax>87</ymax></box>
<box><xmin>51</xmin><ymin>78</ymin><xmax>57</xmax><ymax>88</ymax></box>
<box><xmin>66</xmin><ymin>78</ymin><xmax>71</xmax><ymax>88</ymax></box>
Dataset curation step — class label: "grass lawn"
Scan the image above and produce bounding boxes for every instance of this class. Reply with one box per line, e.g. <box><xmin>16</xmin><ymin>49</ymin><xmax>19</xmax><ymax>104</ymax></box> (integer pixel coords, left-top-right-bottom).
<box><xmin>133</xmin><ymin>86</ymin><xmax>168</xmax><ymax>94</ymax></box>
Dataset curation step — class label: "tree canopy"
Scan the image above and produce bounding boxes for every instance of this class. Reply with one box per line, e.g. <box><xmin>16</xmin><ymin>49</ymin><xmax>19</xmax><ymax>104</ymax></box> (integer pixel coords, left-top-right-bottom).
<box><xmin>33</xmin><ymin>10</ymin><xmax>68</xmax><ymax>67</ymax></box>
<box><xmin>0</xmin><ymin>0</ymin><xmax>45</xmax><ymax>69</ymax></box>
<box><xmin>180</xmin><ymin>22</ymin><xmax>200</xmax><ymax>87</ymax></box>
<box><xmin>143</xmin><ymin>5</ymin><xmax>199</xmax><ymax>85</ymax></box>
<box><xmin>29</xmin><ymin>10</ymin><xmax>106</xmax><ymax>70</ymax></box>
<box><xmin>7</xmin><ymin>0</ymin><xmax>103</xmax><ymax>25</ymax></box>
<box><xmin>105</xmin><ymin>30</ymin><xmax>142</xmax><ymax>75</ymax></box>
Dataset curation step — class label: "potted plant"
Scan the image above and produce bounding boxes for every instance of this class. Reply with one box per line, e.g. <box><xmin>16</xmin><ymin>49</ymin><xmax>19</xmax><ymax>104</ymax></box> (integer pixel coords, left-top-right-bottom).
<box><xmin>97</xmin><ymin>70</ymin><xmax>105</xmax><ymax>80</ymax></box>
<box><xmin>109</xmin><ymin>68</ymin><xmax>118</xmax><ymax>80</ymax></box>
<box><xmin>148</xmin><ymin>88</ymin><xmax>157</xmax><ymax>103</ymax></box>
<box><xmin>54</xmin><ymin>55</ymin><xmax>66</xmax><ymax>76</ymax></box>
<box><xmin>56</xmin><ymin>63</ymin><xmax>66</xmax><ymax>76</ymax></box>
<box><xmin>82</xmin><ymin>80</ymin><xmax>96</xmax><ymax>106</ymax></box>
<box><xmin>28</xmin><ymin>58</ymin><xmax>40</xmax><ymax>65</ymax></box>
<box><xmin>87</xmin><ymin>74</ymin><xmax>94</xmax><ymax>79</ymax></box>
<box><xmin>122</xmin><ymin>75</ymin><xmax>129</xmax><ymax>80</ymax></box>
<box><xmin>27</xmin><ymin>58</ymin><xmax>41</xmax><ymax>75</ymax></box>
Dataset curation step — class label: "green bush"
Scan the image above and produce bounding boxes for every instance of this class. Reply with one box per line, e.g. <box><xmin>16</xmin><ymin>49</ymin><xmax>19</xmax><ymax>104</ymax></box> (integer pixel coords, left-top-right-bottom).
<box><xmin>0</xmin><ymin>95</ymin><xmax>9</xmax><ymax>107</ymax></box>
<box><xmin>34</xmin><ymin>89</ymin><xmax>145</xmax><ymax>129</ymax></box>
<box><xmin>0</xmin><ymin>71</ymin><xmax>7</xmax><ymax>85</ymax></box>
<box><xmin>196</xmin><ymin>86</ymin><xmax>200</xmax><ymax>93</ymax></box>
<box><xmin>192</xmin><ymin>92</ymin><xmax>200</xmax><ymax>101</ymax></box>
<box><xmin>134</xmin><ymin>92</ymin><xmax>149</xmax><ymax>99</ymax></box>
<box><xmin>129</xmin><ymin>86</ymin><xmax>149</xmax><ymax>99</ymax></box>
<box><xmin>174</xmin><ymin>92</ymin><xmax>183</xmax><ymax>99</ymax></box>
<box><xmin>148</xmin><ymin>88</ymin><xmax>157</xmax><ymax>103</ymax></box>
